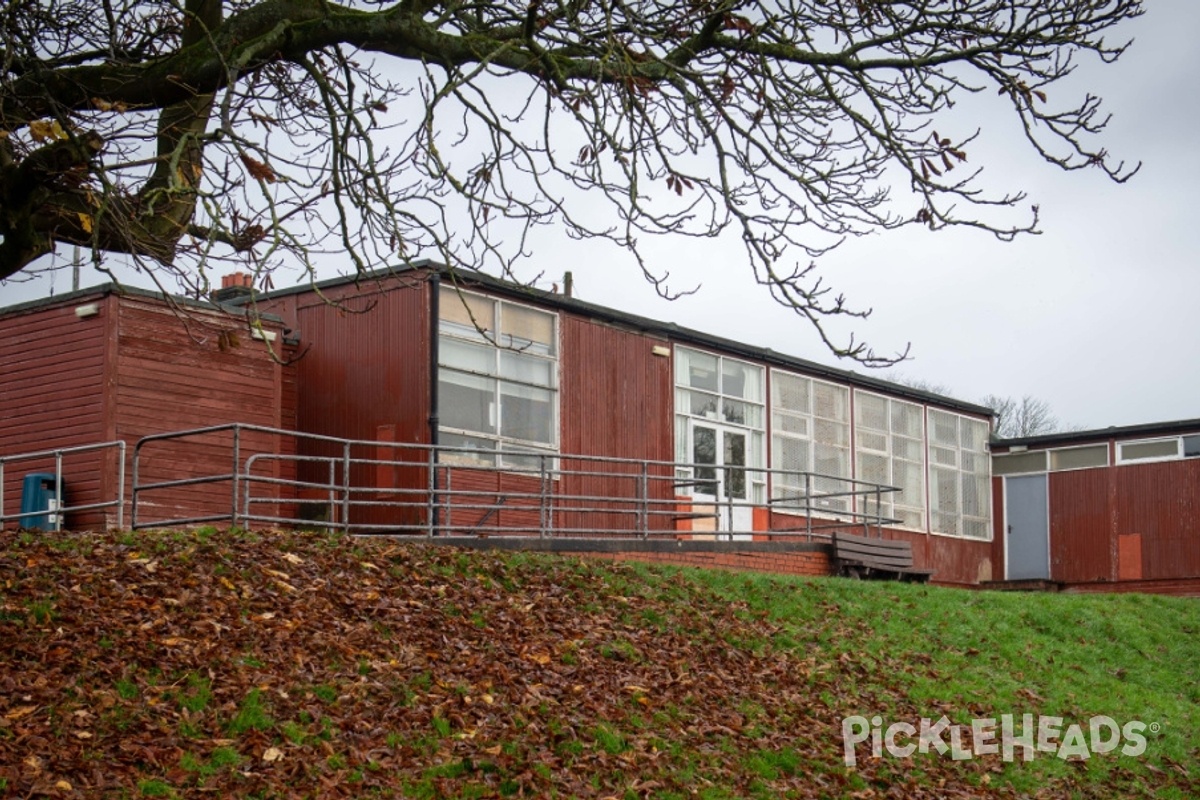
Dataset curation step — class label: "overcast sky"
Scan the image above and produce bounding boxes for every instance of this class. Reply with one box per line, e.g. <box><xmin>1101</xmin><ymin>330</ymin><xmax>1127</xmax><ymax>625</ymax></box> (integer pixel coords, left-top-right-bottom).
<box><xmin>4</xmin><ymin>1</ymin><xmax>1194</xmax><ymax>432</ymax></box>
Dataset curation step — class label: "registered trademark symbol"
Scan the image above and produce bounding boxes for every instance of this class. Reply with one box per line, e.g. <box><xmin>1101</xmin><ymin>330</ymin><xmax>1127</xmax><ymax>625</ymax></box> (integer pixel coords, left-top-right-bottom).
<box><xmin>1149</xmin><ymin>722</ymin><xmax>1161</xmax><ymax>734</ymax></box>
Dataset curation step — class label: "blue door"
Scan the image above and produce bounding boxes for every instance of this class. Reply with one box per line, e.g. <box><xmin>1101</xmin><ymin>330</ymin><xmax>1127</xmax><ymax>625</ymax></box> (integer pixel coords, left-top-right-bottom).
<box><xmin>1005</xmin><ymin>474</ymin><xmax>1049</xmax><ymax>580</ymax></box>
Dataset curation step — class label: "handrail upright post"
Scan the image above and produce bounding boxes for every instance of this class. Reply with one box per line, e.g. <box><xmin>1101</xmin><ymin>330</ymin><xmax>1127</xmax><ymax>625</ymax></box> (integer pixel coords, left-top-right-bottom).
<box><xmin>231</xmin><ymin>426</ymin><xmax>241</xmax><ymax>529</ymax></box>
<box><xmin>538</xmin><ymin>455</ymin><xmax>548</xmax><ymax>538</ymax></box>
<box><xmin>426</xmin><ymin>447</ymin><xmax>436</xmax><ymax>538</ymax></box>
<box><xmin>1</xmin><ymin>460</ymin><xmax>5</xmax><ymax>527</ymax></box>
<box><xmin>54</xmin><ymin>451</ymin><xmax>63</xmax><ymax>532</ymax></box>
<box><xmin>115</xmin><ymin>442</ymin><xmax>125</xmax><ymax>531</ymax></box>
<box><xmin>639</xmin><ymin>462</ymin><xmax>649</xmax><ymax>539</ymax></box>
<box><xmin>341</xmin><ymin>442</ymin><xmax>351</xmax><ymax>535</ymax></box>
<box><xmin>805</xmin><ymin>472</ymin><xmax>813</xmax><ymax>542</ymax></box>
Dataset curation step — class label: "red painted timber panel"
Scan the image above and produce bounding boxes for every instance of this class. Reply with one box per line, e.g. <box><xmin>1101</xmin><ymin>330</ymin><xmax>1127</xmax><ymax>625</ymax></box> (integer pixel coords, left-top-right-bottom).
<box><xmin>559</xmin><ymin>315</ymin><xmax>673</xmax><ymax>534</ymax></box>
<box><xmin>113</xmin><ymin>296</ymin><xmax>290</xmax><ymax>528</ymax></box>
<box><xmin>0</xmin><ymin>294</ymin><xmax>111</xmax><ymax>529</ymax></box>
<box><xmin>1110</xmin><ymin>459</ymin><xmax>1200</xmax><ymax>580</ymax></box>
<box><xmin>1047</xmin><ymin>468</ymin><xmax>1114</xmax><ymax>583</ymax></box>
<box><xmin>292</xmin><ymin>278</ymin><xmax>431</xmax><ymax>527</ymax></box>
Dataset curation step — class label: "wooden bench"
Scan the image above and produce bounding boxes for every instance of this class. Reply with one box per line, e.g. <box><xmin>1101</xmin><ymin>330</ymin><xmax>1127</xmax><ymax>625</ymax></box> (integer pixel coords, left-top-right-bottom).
<box><xmin>831</xmin><ymin>532</ymin><xmax>935</xmax><ymax>583</ymax></box>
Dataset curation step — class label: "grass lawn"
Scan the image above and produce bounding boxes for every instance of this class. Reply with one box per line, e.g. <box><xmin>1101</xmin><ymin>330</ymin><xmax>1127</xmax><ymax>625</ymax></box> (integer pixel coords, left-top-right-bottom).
<box><xmin>1</xmin><ymin>527</ymin><xmax>1196</xmax><ymax>798</ymax></box>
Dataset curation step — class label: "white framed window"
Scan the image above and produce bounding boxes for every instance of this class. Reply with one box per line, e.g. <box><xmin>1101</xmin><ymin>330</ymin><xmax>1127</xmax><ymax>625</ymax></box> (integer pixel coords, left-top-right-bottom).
<box><xmin>992</xmin><ymin>450</ymin><xmax>1049</xmax><ymax>476</ymax></box>
<box><xmin>770</xmin><ymin>370</ymin><xmax>851</xmax><ymax>512</ymax></box>
<box><xmin>1117</xmin><ymin>437</ymin><xmax>1182</xmax><ymax>463</ymax></box>
<box><xmin>1048</xmin><ymin>444</ymin><xmax>1109</xmax><ymax>472</ymax></box>
<box><xmin>674</xmin><ymin>347</ymin><xmax>766</xmax><ymax>501</ymax></box>
<box><xmin>928</xmin><ymin>410</ymin><xmax>991</xmax><ymax>540</ymax></box>
<box><xmin>438</xmin><ymin>287</ymin><xmax>558</xmax><ymax>467</ymax></box>
<box><xmin>854</xmin><ymin>391</ymin><xmax>926</xmax><ymax>530</ymax></box>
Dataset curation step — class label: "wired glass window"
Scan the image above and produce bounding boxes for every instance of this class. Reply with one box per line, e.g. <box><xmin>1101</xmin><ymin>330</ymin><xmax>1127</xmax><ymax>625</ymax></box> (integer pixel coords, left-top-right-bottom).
<box><xmin>928</xmin><ymin>410</ymin><xmax>991</xmax><ymax>539</ymax></box>
<box><xmin>770</xmin><ymin>371</ymin><xmax>851</xmax><ymax>513</ymax></box>
<box><xmin>438</xmin><ymin>288</ymin><xmax>558</xmax><ymax>467</ymax></box>
<box><xmin>855</xmin><ymin>392</ymin><xmax>926</xmax><ymax>530</ymax></box>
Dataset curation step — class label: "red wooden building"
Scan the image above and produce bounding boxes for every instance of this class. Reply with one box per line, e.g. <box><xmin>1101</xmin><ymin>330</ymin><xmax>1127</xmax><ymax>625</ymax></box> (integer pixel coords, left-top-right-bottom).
<box><xmin>251</xmin><ymin>263</ymin><xmax>998</xmax><ymax>585</ymax></box>
<box><xmin>0</xmin><ymin>284</ymin><xmax>295</xmax><ymax>531</ymax></box>
<box><xmin>991</xmin><ymin>421</ymin><xmax>1200</xmax><ymax>596</ymax></box>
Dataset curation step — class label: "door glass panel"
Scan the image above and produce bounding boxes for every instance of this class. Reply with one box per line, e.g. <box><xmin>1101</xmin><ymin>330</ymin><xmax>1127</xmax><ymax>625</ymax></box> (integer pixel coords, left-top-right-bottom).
<box><xmin>693</xmin><ymin>426</ymin><xmax>717</xmax><ymax>495</ymax></box>
<box><xmin>724</xmin><ymin>431</ymin><xmax>746</xmax><ymax>500</ymax></box>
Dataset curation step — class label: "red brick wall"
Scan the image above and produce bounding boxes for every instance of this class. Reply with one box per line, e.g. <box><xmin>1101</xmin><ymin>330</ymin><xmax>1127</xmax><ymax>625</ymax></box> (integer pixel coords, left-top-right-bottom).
<box><xmin>573</xmin><ymin>548</ymin><xmax>832</xmax><ymax>578</ymax></box>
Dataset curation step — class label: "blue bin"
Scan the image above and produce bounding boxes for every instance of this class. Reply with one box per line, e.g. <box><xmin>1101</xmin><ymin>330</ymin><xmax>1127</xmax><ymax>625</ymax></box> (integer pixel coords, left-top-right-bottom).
<box><xmin>20</xmin><ymin>473</ymin><xmax>63</xmax><ymax>531</ymax></box>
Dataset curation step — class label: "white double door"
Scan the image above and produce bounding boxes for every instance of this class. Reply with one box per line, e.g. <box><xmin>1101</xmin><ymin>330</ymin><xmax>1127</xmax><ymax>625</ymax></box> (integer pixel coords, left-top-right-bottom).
<box><xmin>687</xmin><ymin>420</ymin><xmax>753</xmax><ymax>535</ymax></box>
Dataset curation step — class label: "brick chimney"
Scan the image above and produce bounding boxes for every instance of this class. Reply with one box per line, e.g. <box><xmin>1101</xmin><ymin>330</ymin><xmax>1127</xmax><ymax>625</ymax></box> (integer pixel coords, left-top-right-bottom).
<box><xmin>211</xmin><ymin>271</ymin><xmax>255</xmax><ymax>304</ymax></box>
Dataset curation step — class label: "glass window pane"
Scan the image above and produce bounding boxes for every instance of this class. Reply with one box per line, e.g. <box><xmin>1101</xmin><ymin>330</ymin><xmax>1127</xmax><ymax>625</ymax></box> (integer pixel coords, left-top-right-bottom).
<box><xmin>501</xmin><ymin>304</ymin><xmax>555</xmax><ymax>354</ymax></box>
<box><xmin>692</xmin><ymin>426</ymin><xmax>717</xmax><ymax>494</ymax></box>
<box><xmin>1185</xmin><ymin>435</ymin><xmax>1200</xmax><ymax>458</ymax></box>
<box><xmin>441</xmin><ymin>338</ymin><xmax>496</xmax><ymax>374</ymax></box>
<box><xmin>814</xmin><ymin>418</ymin><xmax>849</xmax><ymax>448</ymax></box>
<box><xmin>772</xmin><ymin>411</ymin><xmax>808</xmax><ymax>437</ymax></box>
<box><xmin>1049</xmin><ymin>445</ymin><xmax>1108</xmax><ymax>471</ymax></box>
<box><xmin>813</xmin><ymin>382</ymin><xmax>849</xmax><ymax>422</ymax></box>
<box><xmin>722</xmin><ymin>360</ymin><xmax>762</xmax><ymax>402</ymax></box>
<box><xmin>439</xmin><ymin>370</ymin><xmax>495</xmax><ymax>434</ymax></box>
<box><xmin>1120</xmin><ymin>439</ymin><xmax>1179</xmax><ymax>462</ymax></box>
<box><xmin>678</xmin><ymin>348</ymin><xmax>719</xmax><ymax>392</ymax></box>
<box><xmin>773</xmin><ymin>372</ymin><xmax>810</xmax><ymax>414</ymax></box>
<box><xmin>499</xmin><ymin>383</ymin><xmax>555</xmax><ymax>444</ymax></box>
<box><xmin>678</xmin><ymin>389</ymin><xmax>719</xmax><ymax>418</ymax></box>
<box><xmin>892</xmin><ymin>400</ymin><xmax>924</xmax><ymax>439</ymax></box>
<box><xmin>855</xmin><ymin>392</ymin><xmax>888</xmax><ymax>431</ymax></box>
<box><xmin>772</xmin><ymin>435</ymin><xmax>810</xmax><ymax>474</ymax></box>
<box><xmin>437</xmin><ymin>432</ymin><xmax>496</xmax><ymax>466</ymax></box>
<box><xmin>993</xmin><ymin>450</ymin><xmax>1048</xmax><ymax>475</ymax></box>
<box><xmin>722</xmin><ymin>398</ymin><xmax>762</xmax><ymax>427</ymax></box>
<box><xmin>724</xmin><ymin>432</ymin><xmax>746</xmax><ymax>499</ymax></box>
<box><xmin>929</xmin><ymin>409</ymin><xmax>958</xmax><ymax>447</ymax></box>
<box><xmin>500</xmin><ymin>351</ymin><xmax>555</xmax><ymax>387</ymax></box>
<box><xmin>440</xmin><ymin>288</ymin><xmax>495</xmax><ymax>336</ymax></box>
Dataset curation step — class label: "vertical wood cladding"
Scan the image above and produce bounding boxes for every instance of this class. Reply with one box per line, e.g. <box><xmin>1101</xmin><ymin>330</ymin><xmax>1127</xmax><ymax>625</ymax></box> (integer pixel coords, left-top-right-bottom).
<box><xmin>558</xmin><ymin>316</ymin><xmax>673</xmax><ymax>534</ymax></box>
<box><xmin>1046</xmin><ymin>468</ymin><xmax>1113</xmax><ymax>583</ymax></box>
<box><xmin>291</xmin><ymin>278</ymin><xmax>431</xmax><ymax>528</ymax></box>
<box><xmin>0</xmin><ymin>294</ymin><xmax>110</xmax><ymax>529</ymax></box>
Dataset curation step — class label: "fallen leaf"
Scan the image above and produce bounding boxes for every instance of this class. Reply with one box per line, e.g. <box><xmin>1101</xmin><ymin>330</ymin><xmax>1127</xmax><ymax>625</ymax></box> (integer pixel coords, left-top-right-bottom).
<box><xmin>262</xmin><ymin>746</ymin><xmax>284</xmax><ymax>762</ymax></box>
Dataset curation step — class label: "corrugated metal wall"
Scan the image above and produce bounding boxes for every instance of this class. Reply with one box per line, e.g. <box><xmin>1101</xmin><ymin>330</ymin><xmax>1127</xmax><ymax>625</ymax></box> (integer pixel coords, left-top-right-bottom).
<box><xmin>0</xmin><ymin>293</ymin><xmax>111</xmax><ymax>529</ymax></box>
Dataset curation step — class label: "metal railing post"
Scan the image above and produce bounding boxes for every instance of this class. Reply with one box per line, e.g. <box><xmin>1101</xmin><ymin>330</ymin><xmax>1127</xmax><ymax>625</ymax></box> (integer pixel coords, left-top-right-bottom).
<box><xmin>115</xmin><ymin>443</ymin><xmax>126</xmax><ymax>531</ymax></box>
<box><xmin>638</xmin><ymin>462</ymin><xmax>649</xmax><ymax>538</ymax></box>
<box><xmin>341</xmin><ymin>442</ymin><xmax>351</xmax><ymax>534</ymax></box>
<box><xmin>230</xmin><ymin>426</ymin><xmax>241</xmax><ymax>529</ymax></box>
<box><xmin>53</xmin><ymin>451</ymin><xmax>63</xmax><ymax>532</ymax></box>
<box><xmin>0</xmin><ymin>460</ymin><xmax>5</xmax><ymax>527</ymax></box>
<box><xmin>426</xmin><ymin>447</ymin><xmax>437</xmax><ymax>538</ymax></box>
<box><xmin>804</xmin><ymin>472</ymin><xmax>813</xmax><ymax>542</ymax></box>
<box><xmin>538</xmin><ymin>455</ymin><xmax>548</xmax><ymax>538</ymax></box>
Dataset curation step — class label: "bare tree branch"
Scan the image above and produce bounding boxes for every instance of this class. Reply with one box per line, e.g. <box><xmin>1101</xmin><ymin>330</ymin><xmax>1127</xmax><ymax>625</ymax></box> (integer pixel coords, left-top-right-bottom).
<box><xmin>0</xmin><ymin>0</ymin><xmax>1144</xmax><ymax>364</ymax></box>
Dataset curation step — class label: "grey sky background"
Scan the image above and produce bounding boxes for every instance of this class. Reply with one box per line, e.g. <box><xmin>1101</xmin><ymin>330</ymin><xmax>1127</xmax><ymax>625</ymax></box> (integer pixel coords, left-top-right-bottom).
<box><xmin>3</xmin><ymin>1</ymin><xmax>1194</xmax><ymax>432</ymax></box>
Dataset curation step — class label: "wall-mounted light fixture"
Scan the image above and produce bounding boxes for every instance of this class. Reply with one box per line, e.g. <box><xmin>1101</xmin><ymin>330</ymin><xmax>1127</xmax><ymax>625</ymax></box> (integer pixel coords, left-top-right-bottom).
<box><xmin>251</xmin><ymin>328</ymin><xmax>278</xmax><ymax>342</ymax></box>
<box><xmin>651</xmin><ymin>345</ymin><xmax>670</xmax><ymax>358</ymax></box>
<box><xmin>74</xmin><ymin>303</ymin><xmax>99</xmax><ymax>319</ymax></box>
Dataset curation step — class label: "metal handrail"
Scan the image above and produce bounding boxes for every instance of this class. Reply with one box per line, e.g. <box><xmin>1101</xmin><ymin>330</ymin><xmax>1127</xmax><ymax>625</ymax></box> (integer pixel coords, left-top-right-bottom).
<box><xmin>0</xmin><ymin>441</ymin><xmax>126</xmax><ymax>530</ymax></box>
<box><xmin>128</xmin><ymin>422</ymin><xmax>903</xmax><ymax>537</ymax></box>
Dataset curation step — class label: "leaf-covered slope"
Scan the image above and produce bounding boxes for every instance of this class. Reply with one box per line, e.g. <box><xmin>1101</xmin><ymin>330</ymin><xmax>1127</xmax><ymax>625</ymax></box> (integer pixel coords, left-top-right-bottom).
<box><xmin>0</xmin><ymin>529</ymin><xmax>1195</xmax><ymax>799</ymax></box>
